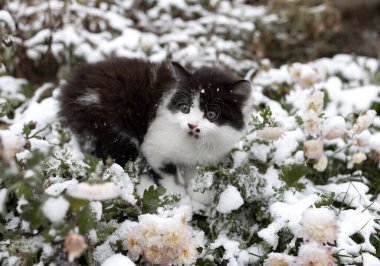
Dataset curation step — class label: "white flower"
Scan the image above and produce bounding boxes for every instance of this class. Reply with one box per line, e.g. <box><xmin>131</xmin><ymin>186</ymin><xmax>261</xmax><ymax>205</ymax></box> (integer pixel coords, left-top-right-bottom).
<box><xmin>370</xmin><ymin>132</ymin><xmax>380</xmax><ymax>160</ymax></box>
<box><xmin>347</xmin><ymin>152</ymin><xmax>367</xmax><ymax>169</ymax></box>
<box><xmin>257</xmin><ymin>127</ymin><xmax>284</xmax><ymax>141</ymax></box>
<box><xmin>264</xmin><ymin>253</ymin><xmax>296</xmax><ymax>266</ymax></box>
<box><xmin>145</xmin><ymin>245</ymin><xmax>162</xmax><ymax>265</ymax></box>
<box><xmin>306</xmin><ymin>90</ymin><xmax>324</xmax><ymax>115</ymax></box>
<box><xmin>290</xmin><ymin>63</ymin><xmax>303</xmax><ymax>81</ymax></box>
<box><xmin>64</xmin><ymin>233</ymin><xmax>87</xmax><ymax>262</ymax></box>
<box><xmin>122</xmin><ymin>210</ymin><xmax>204</xmax><ymax>265</ymax></box>
<box><xmin>66</xmin><ymin>182</ymin><xmax>120</xmax><ymax>201</ymax></box>
<box><xmin>322</xmin><ymin>116</ymin><xmax>346</xmax><ymax>140</ymax></box>
<box><xmin>353</xmin><ymin>110</ymin><xmax>377</xmax><ymax>134</ymax></box>
<box><xmin>297</xmin><ymin>243</ymin><xmax>336</xmax><ymax>266</ymax></box>
<box><xmin>290</xmin><ymin>63</ymin><xmax>321</xmax><ymax>89</ymax></box>
<box><xmin>176</xmin><ymin>246</ymin><xmax>198</xmax><ymax>266</ymax></box>
<box><xmin>304</xmin><ymin>139</ymin><xmax>324</xmax><ymax>160</ymax></box>
<box><xmin>303</xmin><ymin>112</ymin><xmax>321</xmax><ymax>136</ymax></box>
<box><xmin>313</xmin><ymin>155</ymin><xmax>328</xmax><ymax>172</ymax></box>
<box><xmin>353</xmin><ymin>130</ymin><xmax>371</xmax><ymax>147</ymax></box>
<box><xmin>300</xmin><ymin>208</ymin><xmax>338</xmax><ymax>244</ymax></box>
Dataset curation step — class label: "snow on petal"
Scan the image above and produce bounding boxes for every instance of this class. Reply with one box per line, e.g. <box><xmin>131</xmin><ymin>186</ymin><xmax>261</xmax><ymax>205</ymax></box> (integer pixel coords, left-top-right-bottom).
<box><xmin>353</xmin><ymin>110</ymin><xmax>377</xmax><ymax>134</ymax></box>
<box><xmin>66</xmin><ymin>182</ymin><xmax>120</xmax><ymax>201</ymax></box>
<box><xmin>300</xmin><ymin>207</ymin><xmax>338</xmax><ymax>244</ymax></box>
<box><xmin>303</xmin><ymin>139</ymin><xmax>324</xmax><ymax>160</ymax></box>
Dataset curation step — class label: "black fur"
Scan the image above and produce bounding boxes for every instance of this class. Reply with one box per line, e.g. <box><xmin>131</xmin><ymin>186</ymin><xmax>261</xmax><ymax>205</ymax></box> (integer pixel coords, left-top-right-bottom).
<box><xmin>59</xmin><ymin>58</ymin><xmax>251</xmax><ymax>167</ymax></box>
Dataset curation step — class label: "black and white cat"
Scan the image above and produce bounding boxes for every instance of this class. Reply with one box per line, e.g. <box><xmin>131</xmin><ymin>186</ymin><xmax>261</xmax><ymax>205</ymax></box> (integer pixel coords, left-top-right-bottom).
<box><xmin>59</xmin><ymin>58</ymin><xmax>252</xmax><ymax>183</ymax></box>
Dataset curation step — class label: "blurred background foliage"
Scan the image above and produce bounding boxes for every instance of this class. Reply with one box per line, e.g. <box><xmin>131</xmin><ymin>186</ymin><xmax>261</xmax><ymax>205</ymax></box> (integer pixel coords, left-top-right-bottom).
<box><xmin>0</xmin><ymin>0</ymin><xmax>379</xmax><ymax>85</ymax></box>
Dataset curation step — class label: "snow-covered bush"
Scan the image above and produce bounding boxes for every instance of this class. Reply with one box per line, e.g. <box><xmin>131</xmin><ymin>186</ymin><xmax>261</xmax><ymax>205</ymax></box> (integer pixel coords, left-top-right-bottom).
<box><xmin>1</xmin><ymin>0</ymin><xmax>380</xmax><ymax>265</ymax></box>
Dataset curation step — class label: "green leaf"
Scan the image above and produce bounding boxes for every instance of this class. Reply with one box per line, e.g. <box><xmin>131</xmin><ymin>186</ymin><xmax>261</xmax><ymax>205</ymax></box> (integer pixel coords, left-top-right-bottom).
<box><xmin>141</xmin><ymin>185</ymin><xmax>166</xmax><ymax>214</ymax></box>
<box><xmin>279</xmin><ymin>164</ymin><xmax>311</xmax><ymax>189</ymax></box>
<box><xmin>196</xmin><ymin>258</ymin><xmax>218</xmax><ymax>266</ymax></box>
<box><xmin>295</xmin><ymin>115</ymin><xmax>303</xmax><ymax>125</ymax></box>
<box><xmin>84</xmin><ymin>154</ymin><xmax>101</xmax><ymax>174</ymax></box>
<box><xmin>315</xmin><ymin>192</ymin><xmax>336</xmax><ymax>208</ymax></box>
<box><xmin>77</xmin><ymin>205</ymin><xmax>97</xmax><ymax>235</ymax></box>
<box><xmin>0</xmin><ymin>99</ymin><xmax>11</xmax><ymax>117</ymax></box>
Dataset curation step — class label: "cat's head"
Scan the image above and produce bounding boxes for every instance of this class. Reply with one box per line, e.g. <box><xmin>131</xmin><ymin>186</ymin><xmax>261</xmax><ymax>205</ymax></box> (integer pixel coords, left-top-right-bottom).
<box><xmin>166</xmin><ymin>62</ymin><xmax>252</xmax><ymax>146</ymax></box>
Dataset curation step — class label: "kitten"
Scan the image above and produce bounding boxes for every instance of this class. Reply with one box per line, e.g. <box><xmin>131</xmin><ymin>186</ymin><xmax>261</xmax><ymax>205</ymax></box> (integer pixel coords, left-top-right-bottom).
<box><xmin>59</xmin><ymin>58</ymin><xmax>252</xmax><ymax>183</ymax></box>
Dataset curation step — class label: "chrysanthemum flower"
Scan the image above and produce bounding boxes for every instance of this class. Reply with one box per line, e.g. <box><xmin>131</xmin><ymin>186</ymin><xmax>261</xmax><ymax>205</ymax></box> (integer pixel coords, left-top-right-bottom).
<box><xmin>123</xmin><ymin>232</ymin><xmax>143</xmax><ymax>261</ymax></box>
<box><xmin>353</xmin><ymin>110</ymin><xmax>377</xmax><ymax>134</ymax></box>
<box><xmin>290</xmin><ymin>63</ymin><xmax>321</xmax><ymax>89</ymax></box>
<box><xmin>300</xmin><ymin>208</ymin><xmax>338</xmax><ymax>244</ymax></box>
<box><xmin>322</xmin><ymin>116</ymin><xmax>346</xmax><ymax>140</ymax></box>
<box><xmin>257</xmin><ymin>127</ymin><xmax>284</xmax><ymax>141</ymax></box>
<box><xmin>122</xmin><ymin>208</ymin><xmax>204</xmax><ymax>265</ymax></box>
<box><xmin>297</xmin><ymin>243</ymin><xmax>336</xmax><ymax>266</ymax></box>
<box><xmin>264</xmin><ymin>253</ymin><xmax>296</xmax><ymax>266</ymax></box>
<box><xmin>303</xmin><ymin>112</ymin><xmax>321</xmax><ymax>136</ymax></box>
<box><xmin>304</xmin><ymin>139</ymin><xmax>324</xmax><ymax>160</ymax></box>
<box><xmin>306</xmin><ymin>90</ymin><xmax>324</xmax><ymax>115</ymax></box>
<box><xmin>313</xmin><ymin>155</ymin><xmax>328</xmax><ymax>172</ymax></box>
<box><xmin>347</xmin><ymin>152</ymin><xmax>367</xmax><ymax>169</ymax></box>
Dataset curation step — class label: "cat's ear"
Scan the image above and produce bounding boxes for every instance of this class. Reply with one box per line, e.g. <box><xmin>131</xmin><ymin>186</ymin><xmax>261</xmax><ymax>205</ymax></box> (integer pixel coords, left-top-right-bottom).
<box><xmin>171</xmin><ymin>62</ymin><xmax>191</xmax><ymax>80</ymax></box>
<box><xmin>231</xmin><ymin>80</ymin><xmax>252</xmax><ymax>100</ymax></box>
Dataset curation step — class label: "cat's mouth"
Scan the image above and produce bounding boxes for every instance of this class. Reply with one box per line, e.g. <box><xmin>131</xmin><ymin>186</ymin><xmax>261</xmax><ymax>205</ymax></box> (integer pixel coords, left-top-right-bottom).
<box><xmin>188</xmin><ymin>131</ymin><xmax>200</xmax><ymax>139</ymax></box>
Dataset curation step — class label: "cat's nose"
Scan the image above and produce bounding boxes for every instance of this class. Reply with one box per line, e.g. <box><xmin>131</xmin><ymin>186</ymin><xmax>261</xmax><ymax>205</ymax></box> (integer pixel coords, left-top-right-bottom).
<box><xmin>188</xmin><ymin>123</ymin><xmax>197</xmax><ymax>130</ymax></box>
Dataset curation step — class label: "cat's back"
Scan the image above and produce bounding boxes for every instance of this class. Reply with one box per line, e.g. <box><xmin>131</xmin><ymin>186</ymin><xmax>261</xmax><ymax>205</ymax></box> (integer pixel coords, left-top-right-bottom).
<box><xmin>59</xmin><ymin>57</ymin><xmax>174</xmax><ymax>141</ymax></box>
<box><xmin>61</xmin><ymin>58</ymin><xmax>157</xmax><ymax>104</ymax></box>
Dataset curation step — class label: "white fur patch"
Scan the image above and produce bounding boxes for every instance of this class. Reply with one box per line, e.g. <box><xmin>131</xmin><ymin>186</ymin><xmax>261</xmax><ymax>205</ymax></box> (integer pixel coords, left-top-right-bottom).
<box><xmin>77</xmin><ymin>90</ymin><xmax>100</xmax><ymax>105</ymax></box>
<box><xmin>141</xmin><ymin>95</ymin><xmax>245</xmax><ymax>175</ymax></box>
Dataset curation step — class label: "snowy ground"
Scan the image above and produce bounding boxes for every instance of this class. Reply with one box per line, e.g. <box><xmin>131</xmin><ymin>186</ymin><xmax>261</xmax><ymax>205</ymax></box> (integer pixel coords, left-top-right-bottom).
<box><xmin>1</xmin><ymin>1</ymin><xmax>380</xmax><ymax>266</ymax></box>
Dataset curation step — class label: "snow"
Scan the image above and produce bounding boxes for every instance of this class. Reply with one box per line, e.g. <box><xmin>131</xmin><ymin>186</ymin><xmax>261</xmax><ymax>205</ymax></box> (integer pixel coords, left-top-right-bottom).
<box><xmin>103</xmin><ymin>164</ymin><xmax>136</xmax><ymax>204</ymax></box>
<box><xmin>258</xmin><ymin>192</ymin><xmax>320</xmax><ymax>248</ymax></box>
<box><xmin>362</xmin><ymin>253</ymin><xmax>380</xmax><ymax>266</ymax></box>
<box><xmin>216</xmin><ymin>185</ymin><xmax>244</xmax><ymax>214</ymax></box>
<box><xmin>90</xmin><ymin>201</ymin><xmax>103</xmax><ymax>221</ymax></box>
<box><xmin>337</xmin><ymin>209</ymin><xmax>378</xmax><ymax>255</ymax></box>
<box><xmin>88</xmin><ymin>229</ymin><xmax>98</xmax><ymax>244</ymax></box>
<box><xmin>45</xmin><ymin>179</ymin><xmax>78</xmax><ymax>196</ymax></box>
<box><xmin>0</xmin><ymin>76</ymin><xmax>26</xmax><ymax>101</ymax></box>
<box><xmin>102</xmin><ymin>254</ymin><xmax>136</xmax><ymax>266</ymax></box>
<box><xmin>272</xmin><ymin>129</ymin><xmax>305</xmax><ymax>165</ymax></box>
<box><xmin>5</xmin><ymin>212</ymin><xmax>20</xmax><ymax>230</ymax></box>
<box><xmin>318</xmin><ymin>181</ymin><xmax>372</xmax><ymax>209</ymax></box>
<box><xmin>16</xmin><ymin>196</ymin><xmax>28</xmax><ymax>214</ymax></box>
<box><xmin>0</xmin><ymin>189</ymin><xmax>7</xmax><ymax>213</ymax></box>
<box><xmin>41</xmin><ymin>196</ymin><xmax>69</xmax><ymax>224</ymax></box>
<box><xmin>211</xmin><ymin>235</ymin><xmax>262</xmax><ymax>265</ymax></box>
<box><xmin>0</xmin><ymin>10</ymin><xmax>15</xmax><ymax>31</ymax></box>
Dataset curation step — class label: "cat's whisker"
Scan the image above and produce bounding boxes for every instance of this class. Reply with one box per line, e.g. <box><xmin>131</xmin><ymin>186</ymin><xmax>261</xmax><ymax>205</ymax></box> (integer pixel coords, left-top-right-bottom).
<box><xmin>199</xmin><ymin>135</ymin><xmax>207</xmax><ymax>162</ymax></box>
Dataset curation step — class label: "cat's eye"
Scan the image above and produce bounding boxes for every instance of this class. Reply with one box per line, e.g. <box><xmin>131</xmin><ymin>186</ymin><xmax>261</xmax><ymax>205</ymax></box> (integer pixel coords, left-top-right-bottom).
<box><xmin>180</xmin><ymin>104</ymin><xmax>190</xmax><ymax>114</ymax></box>
<box><xmin>206</xmin><ymin>111</ymin><xmax>218</xmax><ymax>121</ymax></box>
